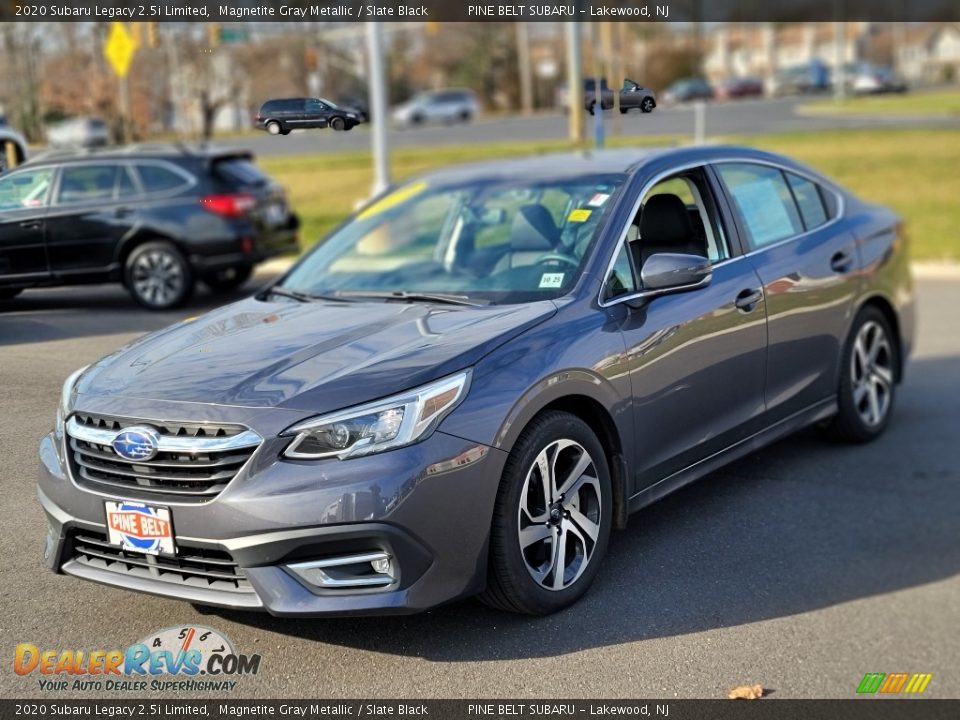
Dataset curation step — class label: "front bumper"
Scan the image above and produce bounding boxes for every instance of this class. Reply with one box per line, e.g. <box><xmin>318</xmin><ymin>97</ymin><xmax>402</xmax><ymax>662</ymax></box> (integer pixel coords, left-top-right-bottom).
<box><xmin>39</xmin><ymin>421</ymin><xmax>506</xmax><ymax>616</ymax></box>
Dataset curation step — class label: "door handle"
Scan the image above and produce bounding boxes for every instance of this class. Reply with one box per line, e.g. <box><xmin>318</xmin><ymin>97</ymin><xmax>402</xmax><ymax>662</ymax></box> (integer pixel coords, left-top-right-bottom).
<box><xmin>831</xmin><ymin>250</ymin><xmax>854</xmax><ymax>273</ymax></box>
<box><xmin>735</xmin><ymin>288</ymin><xmax>763</xmax><ymax>311</ymax></box>
<box><xmin>18</xmin><ymin>220</ymin><xmax>42</xmax><ymax>230</ymax></box>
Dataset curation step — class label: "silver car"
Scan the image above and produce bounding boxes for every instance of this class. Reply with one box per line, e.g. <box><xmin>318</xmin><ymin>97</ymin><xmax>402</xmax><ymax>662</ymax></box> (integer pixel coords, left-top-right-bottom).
<box><xmin>392</xmin><ymin>89</ymin><xmax>480</xmax><ymax>127</ymax></box>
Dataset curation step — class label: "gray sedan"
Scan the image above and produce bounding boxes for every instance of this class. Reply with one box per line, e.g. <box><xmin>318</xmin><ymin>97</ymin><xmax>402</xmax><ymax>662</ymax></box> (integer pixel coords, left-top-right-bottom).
<box><xmin>39</xmin><ymin>145</ymin><xmax>913</xmax><ymax>616</ymax></box>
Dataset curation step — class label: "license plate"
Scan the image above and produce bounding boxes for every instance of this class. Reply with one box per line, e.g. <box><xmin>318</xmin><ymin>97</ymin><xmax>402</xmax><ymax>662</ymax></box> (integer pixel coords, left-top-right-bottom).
<box><xmin>265</xmin><ymin>203</ymin><xmax>287</xmax><ymax>227</ymax></box>
<box><xmin>104</xmin><ymin>501</ymin><xmax>175</xmax><ymax>556</ymax></box>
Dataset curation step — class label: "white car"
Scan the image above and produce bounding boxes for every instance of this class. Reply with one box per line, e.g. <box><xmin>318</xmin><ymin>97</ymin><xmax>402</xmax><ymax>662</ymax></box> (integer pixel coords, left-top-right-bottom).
<box><xmin>393</xmin><ymin>89</ymin><xmax>480</xmax><ymax>127</ymax></box>
<box><xmin>45</xmin><ymin>117</ymin><xmax>110</xmax><ymax>149</ymax></box>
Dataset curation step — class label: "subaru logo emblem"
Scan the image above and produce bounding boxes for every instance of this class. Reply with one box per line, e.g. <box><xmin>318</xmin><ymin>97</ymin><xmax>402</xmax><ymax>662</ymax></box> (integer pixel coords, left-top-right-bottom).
<box><xmin>112</xmin><ymin>426</ymin><xmax>161</xmax><ymax>461</ymax></box>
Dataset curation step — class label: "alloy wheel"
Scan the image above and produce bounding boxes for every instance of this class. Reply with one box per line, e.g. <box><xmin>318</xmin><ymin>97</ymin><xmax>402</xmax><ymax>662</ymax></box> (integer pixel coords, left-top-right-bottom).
<box><xmin>132</xmin><ymin>249</ymin><xmax>184</xmax><ymax>307</ymax></box>
<box><xmin>851</xmin><ymin>320</ymin><xmax>894</xmax><ymax>427</ymax></box>
<box><xmin>642</xmin><ymin>98</ymin><xmax>654</xmax><ymax>112</ymax></box>
<box><xmin>517</xmin><ymin>439</ymin><xmax>602</xmax><ymax>591</ymax></box>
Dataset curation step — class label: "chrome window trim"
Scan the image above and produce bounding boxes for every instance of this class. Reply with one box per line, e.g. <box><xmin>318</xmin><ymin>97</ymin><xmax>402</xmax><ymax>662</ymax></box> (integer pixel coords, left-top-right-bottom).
<box><xmin>597</xmin><ymin>156</ymin><xmax>846</xmax><ymax>309</ymax></box>
<box><xmin>65</xmin><ymin>415</ymin><xmax>262</xmax><ymax>452</ymax></box>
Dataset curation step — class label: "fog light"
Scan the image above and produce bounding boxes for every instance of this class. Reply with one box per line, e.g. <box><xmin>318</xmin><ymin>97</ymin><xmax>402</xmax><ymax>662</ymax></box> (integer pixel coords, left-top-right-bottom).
<box><xmin>286</xmin><ymin>551</ymin><xmax>395</xmax><ymax>589</ymax></box>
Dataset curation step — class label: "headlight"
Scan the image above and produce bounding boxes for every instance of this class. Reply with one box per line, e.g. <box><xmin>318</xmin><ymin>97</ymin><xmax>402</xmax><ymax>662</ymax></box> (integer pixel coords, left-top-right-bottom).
<box><xmin>281</xmin><ymin>370</ymin><xmax>471</xmax><ymax>460</ymax></box>
<box><xmin>55</xmin><ymin>365</ymin><xmax>88</xmax><ymax>439</ymax></box>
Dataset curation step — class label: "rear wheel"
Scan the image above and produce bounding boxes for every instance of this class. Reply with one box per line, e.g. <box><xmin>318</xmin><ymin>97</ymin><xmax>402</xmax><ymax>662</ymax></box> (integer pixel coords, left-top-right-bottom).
<box><xmin>203</xmin><ymin>265</ymin><xmax>252</xmax><ymax>294</ymax></box>
<box><xmin>480</xmin><ymin>411</ymin><xmax>612</xmax><ymax>615</ymax></box>
<box><xmin>587</xmin><ymin>101</ymin><xmax>596</xmax><ymax>116</ymax></box>
<box><xmin>826</xmin><ymin>306</ymin><xmax>897</xmax><ymax>442</ymax></box>
<box><xmin>125</xmin><ymin>241</ymin><xmax>193</xmax><ymax>311</ymax></box>
<box><xmin>619</xmin><ymin>107</ymin><xmax>629</xmax><ymax>115</ymax></box>
<box><xmin>266</xmin><ymin>120</ymin><xmax>282</xmax><ymax>135</ymax></box>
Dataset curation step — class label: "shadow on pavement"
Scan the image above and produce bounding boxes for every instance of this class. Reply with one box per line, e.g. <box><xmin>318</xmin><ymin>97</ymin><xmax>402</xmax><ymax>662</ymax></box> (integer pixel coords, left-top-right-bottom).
<box><xmin>0</xmin><ymin>277</ymin><xmax>278</xmax><ymax>346</ymax></box>
<box><xmin>206</xmin><ymin>355</ymin><xmax>959</xmax><ymax>661</ymax></box>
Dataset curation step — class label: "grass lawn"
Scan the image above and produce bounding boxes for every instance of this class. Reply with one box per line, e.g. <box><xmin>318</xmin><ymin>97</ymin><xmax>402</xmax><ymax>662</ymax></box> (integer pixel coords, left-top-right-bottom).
<box><xmin>800</xmin><ymin>88</ymin><xmax>960</xmax><ymax>117</ymax></box>
<box><xmin>260</xmin><ymin>127</ymin><xmax>960</xmax><ymax>261</ymax></box>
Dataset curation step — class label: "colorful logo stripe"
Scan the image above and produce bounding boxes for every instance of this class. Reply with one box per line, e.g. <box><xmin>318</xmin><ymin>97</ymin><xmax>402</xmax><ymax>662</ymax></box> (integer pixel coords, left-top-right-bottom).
<box><xmin>857</xmin><ymin>673</ymin><xmax>933</xmax><ymax>695</ymax></box>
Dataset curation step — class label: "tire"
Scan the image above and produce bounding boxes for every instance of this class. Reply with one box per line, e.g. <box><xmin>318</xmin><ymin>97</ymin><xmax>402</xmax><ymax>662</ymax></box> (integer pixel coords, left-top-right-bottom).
<box><xmin>587</xmin><ymin>101</ymin><xmax>596</xmax><ymax>116</ymax></box>
<box><xmin>410</xmin><ymin>113</ymin><xmax>425</xmax><ymax>126</ymax></box>
<box><xmin>479</xmin><ymin>411</ymin><xmax>612</xmax><ymax>615</ymax></box>
<box><xmin>330</xmin><ymin>117</ymin><xmax>346</xmax><ymax>131</ymax></box>
<box><xmin>0</xmin><ymin>287</ymin><xmax>23</xmax><ymax>300</ymax></box>
<box><xmin>619</xmin><ymin>107</ymin><xmax>629</xmax><ymax>115</ymax></box>
<box><xmin>459</xmin><ymin>110</ymin><xmax>472</xmax><ymax>123</ymax></box>
<box><xmin>203</xmin><ymin>265</ymin><xmax>252</xmax><ymax>293</ymax></box>
<box><xmin>641</xmin><ymin>98</ymin><xmax>655</xmax><ymax>113</ymax></box>
<box><xmin>124</xmin><ymin>241</ymin><xmax>193</xmax><ymax>311</ymax></box>
<box><xmin>266</xmin><ymin>120</ymin><xmax>282</xmax><ymax>136</ymax></box>
<box><xmin>825</xmin><ymin>306</ymin><xmax>898</xmax><ymax>443</ymax></box>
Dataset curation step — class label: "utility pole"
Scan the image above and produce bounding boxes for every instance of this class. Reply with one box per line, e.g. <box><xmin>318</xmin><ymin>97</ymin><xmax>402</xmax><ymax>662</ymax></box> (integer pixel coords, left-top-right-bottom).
<box><xmin>591</xmin><ymin>23</ymin><xmax>604</xmax><ymax>149</ymax></box>
<box><xmin>366</xmin><ymin>21</ymin><xmax>390</xmax><ymax>195</ymax></box>
<box><xmin>833</xmin><ymin>0</ymin><xmax>847</xmax><ymax>101</ymax></box>
<box><xmin>565</xmin><ymin>22</ymin><xmax>584</xmax><ymax>146</ymax></box>
<box><xmin>516</xmin><ymin>22</ymin><xmax>534</xmax><ymax>116</ymax></box>
<box><xmin>602</xmin><ymin>22</ymin><xmax>620</xmax><ymax>136</ymax></box>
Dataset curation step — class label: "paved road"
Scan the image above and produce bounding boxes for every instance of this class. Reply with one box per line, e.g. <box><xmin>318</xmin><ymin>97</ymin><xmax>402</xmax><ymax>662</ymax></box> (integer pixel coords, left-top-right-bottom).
<box><xmin>224</xmin><ymin>97</ymin><xmax>960</xmax><ymax>158</ymax></box>
<box><xmin>1</xmin><ymin>278</ymin><xmax>958</xmax><ymax>699</ymax></box>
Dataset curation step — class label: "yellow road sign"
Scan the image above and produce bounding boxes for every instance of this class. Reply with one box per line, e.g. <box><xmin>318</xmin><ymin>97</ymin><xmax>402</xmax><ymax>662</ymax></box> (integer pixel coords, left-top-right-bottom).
<box><xmin>104</xmin><ymin>22</ymin><xmax>136</xmax><ymax>78</ymax></box>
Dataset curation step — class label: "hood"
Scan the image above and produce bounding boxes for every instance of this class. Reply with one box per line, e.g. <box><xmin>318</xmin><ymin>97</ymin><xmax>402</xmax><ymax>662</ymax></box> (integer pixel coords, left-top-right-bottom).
<box><xmin>77</xmin><ymin>296</ymin><xmax>556</xmax><ymax>413</ymax></box>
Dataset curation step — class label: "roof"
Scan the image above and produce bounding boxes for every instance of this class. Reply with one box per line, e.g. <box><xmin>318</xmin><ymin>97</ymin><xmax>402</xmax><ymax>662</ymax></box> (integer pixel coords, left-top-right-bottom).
<box><xmin>415</xmin><ymin>144</ymin><xmax>806</xmax><ymax>185</ymax></box>
<box><xmin>23</xmin><ymin>143</ymin><xmax>252</xmax><ymax>166</ymax></box>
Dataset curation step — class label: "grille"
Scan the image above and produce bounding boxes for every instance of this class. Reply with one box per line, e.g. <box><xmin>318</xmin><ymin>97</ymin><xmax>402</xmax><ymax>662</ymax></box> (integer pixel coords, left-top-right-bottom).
<box><xmin>66</xmin><ymin>412</ymin><xmax>261</xmax><ymax>504</ymax></box>
<box><xmin>70</xmin><ymin>530</ymin><xmax>252</xmax><ymax>593</ymax></box>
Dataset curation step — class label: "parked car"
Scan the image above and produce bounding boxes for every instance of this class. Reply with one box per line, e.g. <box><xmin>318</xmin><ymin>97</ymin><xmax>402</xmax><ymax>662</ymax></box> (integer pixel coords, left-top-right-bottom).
<box><xmin>849</xmin><ymin>63</ymin><xmax>908</xmax><ymax>95</ymax></box>
<box><xmin>558</xmin><ymin>77</ymin><xmax>657</xmax><ymax>115</ymax></box>
<box><xmin>772</xmin><ymin>60</ymin><xmax>832</xmax><ymax>96</ymax></box>
<box><xmin>254</xmin><ymin>97</ymin><xmax>362</xmax><ymax>135</ymax></box>
<box><xmin>662</xmin><ymin>77</ymin><xmax>715</xmax><ymax>103</ymax></box>
<box><xmin>38</xmin><ymin>145</ymin><xmax>913</xmax><ymax>616</ymax></box>
<box><xmin>716</xmin><ymin>76</ymin><xmax>765</xmax><ymax>100</ymax></box>
<box><xmin>46</xmin><ymin>117</ymin><xmax>110</xmax><ymax>149</ymax></box>
<box><xmin>0</xmin><ymin>144</ymin><xmax>299</xmax><ymax>308</ymax></box>
<box><xmin>0</xmin><ymin>127</ymin><xmax>28</xmax><ymax>173</ymax></box>
<box><xmin>392</xmin><ymin>89</ymin><xmax>479</xmax><ymax>127</ymax></box>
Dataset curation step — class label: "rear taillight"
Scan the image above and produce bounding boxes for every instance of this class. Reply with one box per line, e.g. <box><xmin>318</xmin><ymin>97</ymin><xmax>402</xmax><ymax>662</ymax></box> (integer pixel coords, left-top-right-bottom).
<box><xmin>201</xmin><ymin>193</ymin><xmax>257</xmax><ymax>218</ymax></box>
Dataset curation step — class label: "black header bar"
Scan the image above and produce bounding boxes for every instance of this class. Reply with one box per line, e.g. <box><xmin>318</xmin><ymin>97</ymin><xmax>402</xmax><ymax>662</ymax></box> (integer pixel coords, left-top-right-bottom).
<box><xmin>2</xmin><ymin>0</ymin><xmax>958</xmax><ymax>22</ymax></box>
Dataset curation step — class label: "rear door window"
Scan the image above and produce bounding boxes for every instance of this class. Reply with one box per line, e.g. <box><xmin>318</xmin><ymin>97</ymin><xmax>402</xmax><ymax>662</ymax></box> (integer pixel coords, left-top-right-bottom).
<box><xmin>715</xmin><ymin>162</ymin><xmax>805</xmax><ymax>249</ymax></box>
<box><xmin>0</xmin><ymin>167</ymin><xmax>54</xmax><ymax>210</ymax></box>
<box><xmin>56</xmin><ymin>165</ymin><xmax>118</xmax><ymax>204</ymax></box>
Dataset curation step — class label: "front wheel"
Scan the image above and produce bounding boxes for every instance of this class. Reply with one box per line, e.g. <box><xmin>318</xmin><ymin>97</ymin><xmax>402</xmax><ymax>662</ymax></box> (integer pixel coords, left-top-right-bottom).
<box><xmin>641</xmin><ymin>98</ymin><xmax>655</xmax><ymax>113</ymax></box>
<box><xmin>480</xmin><ymin>411</ymin><xmax>612</xmax><ymax>615</ymax></box>
<box><xmin>825</xmin><ymin>307</ymin><xmax>897</xmax><ymax>442</ymax></box>
<box><xmin>125</xmin><ymin>241</ymin><xmax>193</xmax><ymax>311</ymax></box>
<box><xmin>330</xmin><ymin>117</ymin><xmax>346</xmax><ymax>131</ymax></box>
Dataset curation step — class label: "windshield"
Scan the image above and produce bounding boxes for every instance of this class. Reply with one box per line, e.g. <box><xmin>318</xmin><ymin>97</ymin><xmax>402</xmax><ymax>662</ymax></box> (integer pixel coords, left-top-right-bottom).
<box><xmin>278</xmin><ymin>173</ymin><xmax>626</xmax><ymax>305</ymax></box>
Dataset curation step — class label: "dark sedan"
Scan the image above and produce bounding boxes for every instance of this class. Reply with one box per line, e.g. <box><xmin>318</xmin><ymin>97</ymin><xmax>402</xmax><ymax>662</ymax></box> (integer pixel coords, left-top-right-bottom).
<box><xmin>39</xmin><ymin>146</ymin><xmax>913</xmax><ymax>616</ymax></box>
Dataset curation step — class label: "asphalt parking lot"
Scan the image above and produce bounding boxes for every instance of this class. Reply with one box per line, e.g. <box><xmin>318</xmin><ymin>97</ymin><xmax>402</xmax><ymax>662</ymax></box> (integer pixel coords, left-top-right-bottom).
<box><xmin>1</xmin><ymin>277</ymin><xmax>958</xmax><ymax>699</ymax></box>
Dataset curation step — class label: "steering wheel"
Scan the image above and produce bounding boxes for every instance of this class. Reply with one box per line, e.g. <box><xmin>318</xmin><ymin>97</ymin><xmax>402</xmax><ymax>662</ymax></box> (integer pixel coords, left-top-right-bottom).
<box><xmin>536</xmin><ymin>253</ymin><xmax>580</xmax><ymax>269</ymax></box>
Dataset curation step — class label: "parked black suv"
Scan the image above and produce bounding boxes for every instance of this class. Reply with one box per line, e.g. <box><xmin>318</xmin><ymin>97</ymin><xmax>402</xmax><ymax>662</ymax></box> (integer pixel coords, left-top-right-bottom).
<box><xmin>0</xmin><ymin>145</ymin><xmax>299</xmax><ymax>309</ymax></box>
<box><xmin>254</xmin><ymin>97</ymin><xmax>363</xmax><ymax>135</ymax></box>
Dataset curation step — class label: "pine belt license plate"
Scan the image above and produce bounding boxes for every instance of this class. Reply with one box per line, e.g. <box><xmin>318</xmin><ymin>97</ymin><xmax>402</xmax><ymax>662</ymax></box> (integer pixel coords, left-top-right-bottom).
<box><xmin>104</xmin><ymin>501</ymin><xmax>175</xmax><ymax>556</ymax></box>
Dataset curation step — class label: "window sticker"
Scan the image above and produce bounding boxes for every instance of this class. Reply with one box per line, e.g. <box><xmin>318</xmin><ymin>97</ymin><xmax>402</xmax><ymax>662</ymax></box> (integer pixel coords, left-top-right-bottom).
<box><xmin>568</xmin><ymin>208</ymin><xmax>592</xmax><ymax>223</ymax></box>
<box><xmin>588</xmin><ymin>193</ymin><xmax>610</xmax><ymax>207</ymax></box>
<box><xmin>539</xmin><ymin>272</ymin><xmax>565</xmax><ymax>289</ymax></box>
<box><xmin>357</xmin><ymin>181</ymin><xmax>428</xmax><ymax>220</ymax></box>
<box><xmin>728</xmin><ymin>178</ymin><xmax>796</xmax><ymax>246</ymax></box>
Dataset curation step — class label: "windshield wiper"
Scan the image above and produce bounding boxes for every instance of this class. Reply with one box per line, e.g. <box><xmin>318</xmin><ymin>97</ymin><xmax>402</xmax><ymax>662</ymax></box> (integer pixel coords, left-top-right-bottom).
<box><xmin>335</xmin><ymin>290</ymin><xmax>488</xmax><ymax>307</ymax></box>
<box><xmin>267</xmin><ymin>286</ymin><xmax>351</xmax><ymax>303</ymax></box>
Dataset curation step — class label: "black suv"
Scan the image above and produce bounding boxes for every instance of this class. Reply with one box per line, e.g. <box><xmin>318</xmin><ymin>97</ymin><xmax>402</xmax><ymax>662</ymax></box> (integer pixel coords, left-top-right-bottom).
<box><xmin>0</xmin><ymin>145</ymin><xmax>299</xmax><ymax>310</ymax></box>
<box><xmin>254</xmin><ymin>97</ymin><xmax>363</xmax><ymax>135</ymax></box>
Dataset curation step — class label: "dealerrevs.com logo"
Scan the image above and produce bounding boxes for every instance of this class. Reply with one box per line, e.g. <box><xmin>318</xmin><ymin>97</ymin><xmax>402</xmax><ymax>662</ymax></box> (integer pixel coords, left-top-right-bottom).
<box><xmin>14</xmin><ymin>625</ymin><xmax>261</xmax><ymax>693</ymax></box>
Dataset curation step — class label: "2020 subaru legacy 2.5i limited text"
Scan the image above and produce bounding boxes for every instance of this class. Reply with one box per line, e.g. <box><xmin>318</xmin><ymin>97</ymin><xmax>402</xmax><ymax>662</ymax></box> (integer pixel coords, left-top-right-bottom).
<box><xmin>38</xmin><ymin>145</ymin><xmax>914</xmax><ymax>616</ymax></box>
<box><xmin>0</xmin><ymin>145</ymin><xmax>299</xmax><ymax>309</ymax></box>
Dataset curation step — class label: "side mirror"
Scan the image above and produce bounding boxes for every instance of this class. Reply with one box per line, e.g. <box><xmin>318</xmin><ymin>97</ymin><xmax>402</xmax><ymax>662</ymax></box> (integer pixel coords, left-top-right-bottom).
<box><xmin>639</xmin><ymin>252</ymin><xmax>712</xmax><ymax>294</ymax></box>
